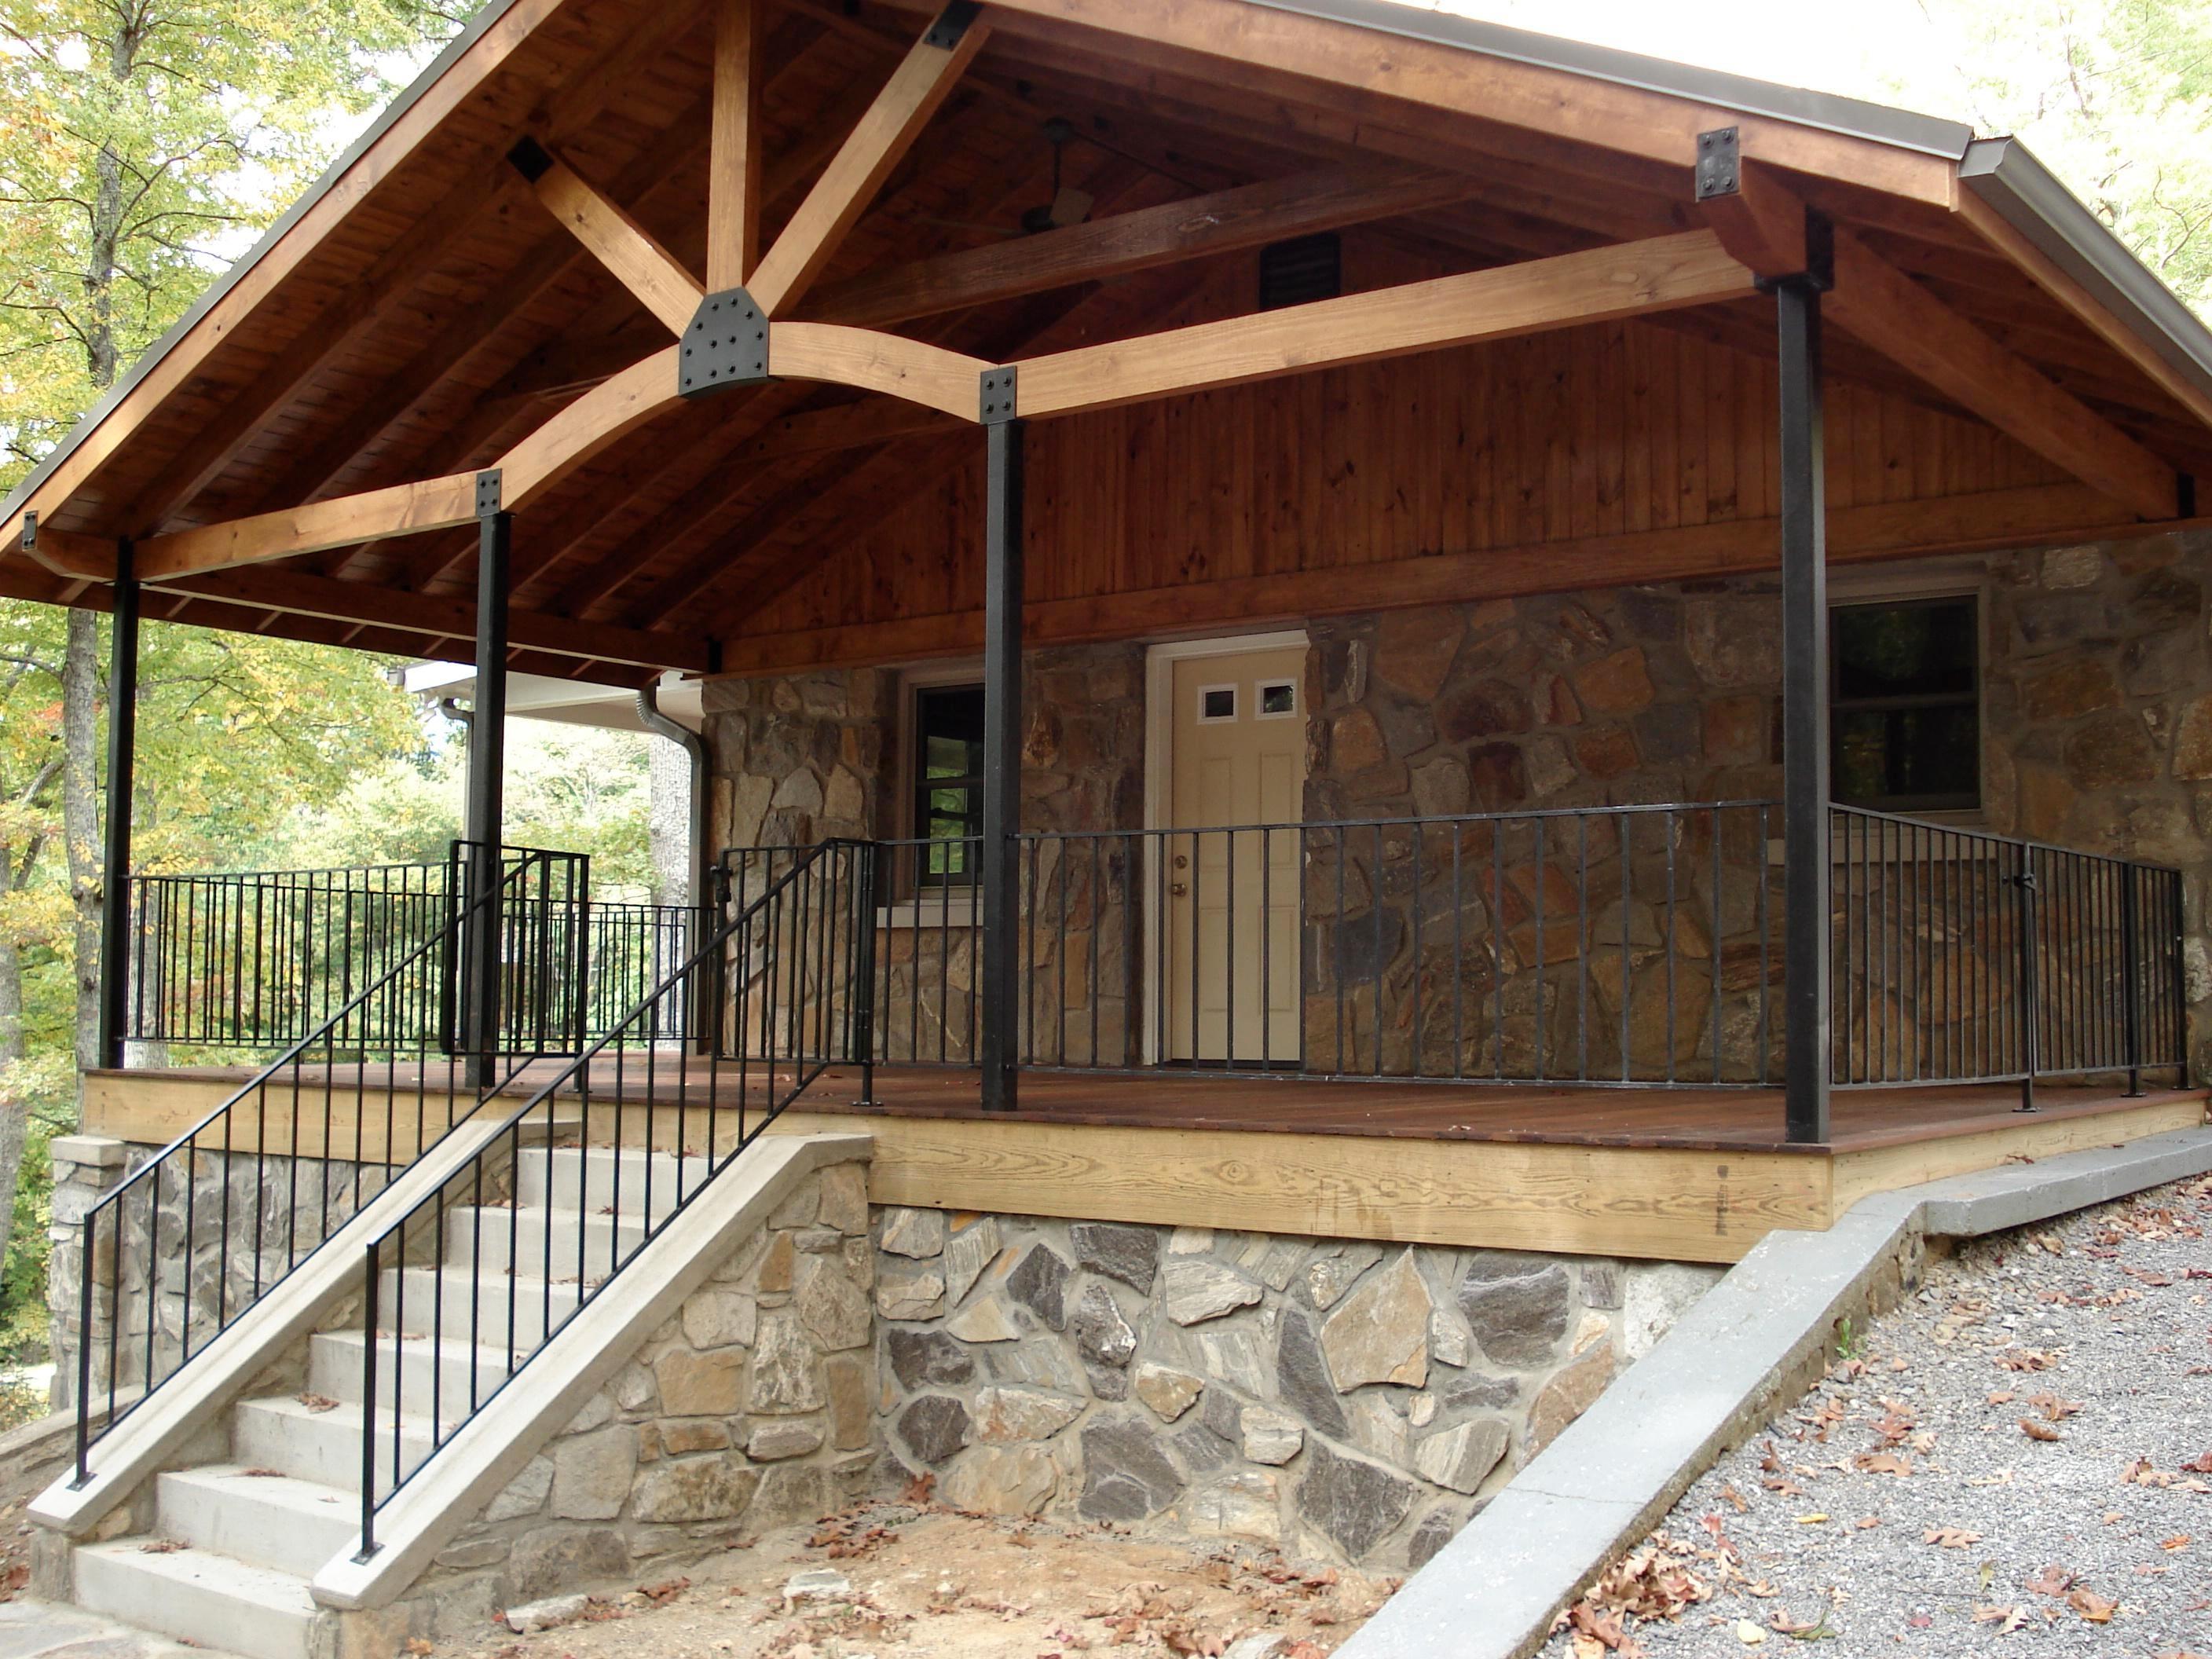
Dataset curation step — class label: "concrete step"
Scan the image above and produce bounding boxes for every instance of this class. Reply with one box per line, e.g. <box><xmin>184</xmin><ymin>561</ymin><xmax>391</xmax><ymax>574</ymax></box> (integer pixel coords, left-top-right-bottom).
<box><xmin>441</xmin><ymin>1205</ymin><xmax>647</xmax><ymax>1279</ymax></box>
<box><xmin>307</xmin><ymin>1329</ymin><xmax>519</xmax><ymax>1423</ymax></box>
<box><xmin>232</xmin><ymin>1394</ymin><xmax>436</xmax><ymax>1493</ymax></box>
<box><xmin>154</xmin><ymin>1465</ymin><xmax>357</xmax><ymax>1580</ymax></box>
<box><xmin>516</xmin><ymin>1145</ymin><xmax>714</xmax><ymax>1218</ymax></box>
<box><xmin>73</xmin><ymin>1540</ymin><xmax>318</xmax><ymax>1659</ymax></box>
<box><xmin>379</xmin><ymin>1265</ymin><xmax>591</xmax><ymax>1345</ymax></box>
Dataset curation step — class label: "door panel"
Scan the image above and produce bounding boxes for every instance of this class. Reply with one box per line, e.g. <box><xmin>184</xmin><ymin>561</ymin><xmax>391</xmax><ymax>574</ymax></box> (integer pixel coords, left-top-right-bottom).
<box><xmin>1166</xmin><ymin>646</ymin><xmax>1306</xmax><ymax>1064</ymax></box>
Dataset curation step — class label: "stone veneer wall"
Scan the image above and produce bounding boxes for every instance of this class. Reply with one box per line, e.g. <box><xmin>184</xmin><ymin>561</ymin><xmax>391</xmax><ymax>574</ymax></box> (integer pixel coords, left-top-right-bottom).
<box><xmin>867</xmin><ymin>1206</ymin><xmax>1717</xmax><ymax>1570</ymax></box>
<box><xmin>46</xmin><ymin>1133</ymin><xmax>386</xmax><ymax>1414</ymax></box>
<box><xmin>404</xmin><ymin>1159</ymin><xmax>878</xmax><ymax>1628</ymax></box>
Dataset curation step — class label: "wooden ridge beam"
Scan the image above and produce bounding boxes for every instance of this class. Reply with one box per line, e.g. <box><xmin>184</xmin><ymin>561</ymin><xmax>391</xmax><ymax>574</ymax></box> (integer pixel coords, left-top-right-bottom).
<box><xmin>1826</xmin><ymin>228</ymin><xmax>2180</xmax><ymax>521</ymax></box>
<box><xmin>518</xmin><ymin>143</ymin><xmax>706</xmax><ymax>334</ymax></box>
<box><xmin>152</xmin><ymin>565</ymin><xmax>712</xmax><ymax>672</ymax></box>
<box><xmin>805</xmin><ymin>161</ymin><xmax>1482</xmax><ymax>327</ymax></box>
<box><xmin>746</xmin><ymin>6</ymin><xmax>991</xmax><ymax>316</ymax></box>
<box><xmin>713</xmin><ymin>481</ymin><xmax>2147</xmax><ymax>676</ymax></box>
<box><xmin>1013</xmin><ymin>227</ymin><xmax>1756</xmax><ymax>417</ymax></box>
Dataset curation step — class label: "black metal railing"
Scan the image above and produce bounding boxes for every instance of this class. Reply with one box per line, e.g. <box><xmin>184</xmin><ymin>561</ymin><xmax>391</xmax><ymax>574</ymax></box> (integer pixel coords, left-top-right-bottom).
<box><xmin>123</xmin><ymin>851</ymin><xmax>698</xmax><ymax>1058</ymax></box>
<box><xmin>848</xmin><ymin>808</ymin><xmax>1784</xmax><ymax>1086</ymax></box>
<box><xmin>353</xmin><ymin>837</ymin><xmax>871</xmax><ymax>1560</ymax></box>
<box><xmin>71</xmin><ymin>847</ymin><xmax>583</xmax><ymax>1485</ymax></box>
<box><xmin>1830</xmin><ymin>807</ymin><xmax>2185</xmax><ymax>1100</ymax></box>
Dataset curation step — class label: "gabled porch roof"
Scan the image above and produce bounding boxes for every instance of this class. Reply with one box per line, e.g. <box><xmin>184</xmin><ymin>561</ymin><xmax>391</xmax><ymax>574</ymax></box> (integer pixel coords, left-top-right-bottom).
<box><xmin>5</xmin><ymin>0</ymin><xmax>2211</xmax><ymax>684</ymax></box>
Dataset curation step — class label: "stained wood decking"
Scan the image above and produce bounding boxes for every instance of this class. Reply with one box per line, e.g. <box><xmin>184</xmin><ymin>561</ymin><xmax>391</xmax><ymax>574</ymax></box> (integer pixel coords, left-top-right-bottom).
<box><xmin>82</xmin><ymin>1062</ymin><xmax>2207</xmax><ymax>1263</ymax></box>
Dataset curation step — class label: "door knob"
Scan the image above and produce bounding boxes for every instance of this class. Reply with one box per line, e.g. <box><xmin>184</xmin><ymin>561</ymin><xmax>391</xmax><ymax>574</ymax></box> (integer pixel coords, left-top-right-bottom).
<box><xmin>1170</xmin><ymin>883</ymin><xmax>1188</xmax><ymax>897</ymax></box>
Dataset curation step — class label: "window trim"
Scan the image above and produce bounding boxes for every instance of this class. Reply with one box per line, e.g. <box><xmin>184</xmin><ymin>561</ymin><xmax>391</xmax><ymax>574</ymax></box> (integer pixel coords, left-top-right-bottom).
<box><xmin>1826</xmin><ymin>567</ymin><xmax>1986</xmax><ymax>820</ymax></box>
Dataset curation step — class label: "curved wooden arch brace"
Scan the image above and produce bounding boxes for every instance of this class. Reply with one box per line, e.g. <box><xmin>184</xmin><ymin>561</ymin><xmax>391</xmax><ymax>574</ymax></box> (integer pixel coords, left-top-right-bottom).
<box><xmin>769</xmin><ymin>323</ymin><xmax>989</xmax><ymax>420</ymax></box>
<box><xmin>501</xmin><ymin>346</ymin><xmax>685</xmax><ymax>506</ymax></box>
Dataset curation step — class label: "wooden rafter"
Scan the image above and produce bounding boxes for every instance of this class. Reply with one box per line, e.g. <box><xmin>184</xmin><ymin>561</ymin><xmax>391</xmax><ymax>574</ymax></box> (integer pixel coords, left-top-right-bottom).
<box><xmin>520</xmin><ymin>145</ymin><xmax>707</xmax><ymax>333</ymax></box>
<box><xmin>707</xmin><ymin>0</ymin><xmax>764</xmax><ymax>287</ymax></box>
<box><xmin>804</xmin><ymin>162</ymin><xmax>1483</xmax><ymax>327</ymax></box>
<box><xmin>745</xmin><ymin>7</ymin><xmax>991</xmax><ymax>315</ymax></box>
<box><xmin>154</xmin><ymin>565</ymin><xmax>713</xmax><ymax>672</ymax></box>
<box><xmin>1013</xmin><ymin>227</ymin><xmax>1757</xmax><ymax>416</ymax></box>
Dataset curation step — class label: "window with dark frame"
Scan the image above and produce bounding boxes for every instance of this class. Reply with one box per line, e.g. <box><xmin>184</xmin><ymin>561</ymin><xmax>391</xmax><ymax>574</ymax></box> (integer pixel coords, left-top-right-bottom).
<box><xmin>1829</xmin><ymin>595</ymin><xmax>1981</xmax><ymax>812</ymax></box>
<box><xmin>912</xmin><ymin>683</ymin><xmax>985</xmax><ymax>886</ymax></box>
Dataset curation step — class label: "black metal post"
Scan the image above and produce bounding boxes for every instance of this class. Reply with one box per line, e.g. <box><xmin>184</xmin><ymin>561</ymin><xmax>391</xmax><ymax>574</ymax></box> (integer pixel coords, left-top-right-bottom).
<box><xmin>96</xmin><ymin>540</ymin><xmax>141</xmax><ymax>1071</ymax></box>
<box><xmin>852</xmin><ymin>842</ymin><xmax>881</xmax><ymax>1105</ymax></box>
<box><xmin>1777</xmin><ymin>259</ymin><xmax>1832</xmax><ymax>1144</ymax></box>
<box><xmin>2120</xmin><ymin>862</ymin><xmax>2144</xmax><ymax>1097</ymax></box>
<box><xmin>463</xmin><ymin>479</ymin><xmax>510</xmax><ymax>1085</ymax></box>
<box><xmin>979</xmin><ymin>417</ymin><xmax>1025</xmax><ymax>1111</ymax></box>
<box><xmin>2012</xmin><ymin>845</ymin><xmax>2040</xmax><ymax>1112</ymax></box>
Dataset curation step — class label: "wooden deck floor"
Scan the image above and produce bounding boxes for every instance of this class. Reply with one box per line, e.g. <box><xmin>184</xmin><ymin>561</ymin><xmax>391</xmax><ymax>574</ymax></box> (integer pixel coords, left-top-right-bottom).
<box><xmin>83</xmin><ymin>1061</ymin><xmax>2207</xmax><ymax>1263</ymax></box>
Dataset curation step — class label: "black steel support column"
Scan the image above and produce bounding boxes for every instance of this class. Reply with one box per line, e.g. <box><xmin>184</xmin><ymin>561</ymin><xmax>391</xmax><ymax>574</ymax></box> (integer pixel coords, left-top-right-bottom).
<box><xmin>1778</xmin><ymin>266</ymin><xmax>1832</xmax><ymax>1144</ymax></box>
<box><xmin>95</xmin><ymin>542</ymin><xmax>140</xmax><ymax>1071</ymax></box>
<box><xmin>463</xmin><ymin>479</ymin><xmax>511</xmax><ymax>1082</ymax></box>
<box><xmin>979</xmin><ymin>418</ymin><xmax>1025</xmax><ymax>1111</ymax></box>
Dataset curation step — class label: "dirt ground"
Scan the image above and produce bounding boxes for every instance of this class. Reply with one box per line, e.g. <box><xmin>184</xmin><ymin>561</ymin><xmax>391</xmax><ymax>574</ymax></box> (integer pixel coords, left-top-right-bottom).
<box><xmin>436</xmin><ymin>1494</ymin><xmax>1397</xmax><ymax>1659</ymax></box>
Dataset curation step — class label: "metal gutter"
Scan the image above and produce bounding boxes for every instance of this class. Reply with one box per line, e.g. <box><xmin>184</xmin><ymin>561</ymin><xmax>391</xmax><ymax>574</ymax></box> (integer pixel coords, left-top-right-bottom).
<box><xmin>0</xmin><ymin>0</ymin><xmax>537</xmax><ymax>529</ymax></box>
<box><xmin>1244</xmin><ymin>0</ymin><xmax>1975</xmax><ymax>158</ymax></box>
<box><xmin>1961</xmin><ymin>137</ymin><xmax>2212</xmax><ymax>409</ymax></box>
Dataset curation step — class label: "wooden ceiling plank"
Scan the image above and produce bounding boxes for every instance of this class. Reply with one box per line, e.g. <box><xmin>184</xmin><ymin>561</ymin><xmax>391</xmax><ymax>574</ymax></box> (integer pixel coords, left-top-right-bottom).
<box><xmin>706</xmin><ymin>0</ymin><xmax>765</xmax><ymax>287</ymax></box>
<box><xmin>1827</xmin><ymin>229</ymin><xmax>2181</xmax><ymax>521</ymax></box>
<box><xmin>805</xmin><ymin>161</ymin><xmax>1481</xmax><ymax>328</ymax></box>
<box><xmin>1015</xmin><ymin>228</ymin><xmax>1756</xmax><ymax>417</ymax></box>
<box><xmin>745</xmin><ymin>9</ymin><xmax>991</xmax><ymax>316</ymax></box>
<box><xmin>522</xmin><ymin>147</ymin><xmax>707</xmax><ymax>332</ymax></box>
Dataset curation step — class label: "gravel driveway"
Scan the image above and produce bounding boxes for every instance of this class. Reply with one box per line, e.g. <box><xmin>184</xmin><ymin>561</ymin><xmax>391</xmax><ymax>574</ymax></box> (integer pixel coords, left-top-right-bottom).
<box><xmin>1541</xmin><ymin>1171</ymin><xmax>2212</xmax><ymax>1659</ymax></box>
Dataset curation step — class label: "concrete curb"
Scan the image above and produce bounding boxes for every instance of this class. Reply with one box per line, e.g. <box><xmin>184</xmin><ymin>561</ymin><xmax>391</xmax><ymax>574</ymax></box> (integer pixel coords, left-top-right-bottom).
<box><xmin>1339</xmin><ymin>1126</ymin><xmax>2212</xmax><ymax>1659</ymax></box>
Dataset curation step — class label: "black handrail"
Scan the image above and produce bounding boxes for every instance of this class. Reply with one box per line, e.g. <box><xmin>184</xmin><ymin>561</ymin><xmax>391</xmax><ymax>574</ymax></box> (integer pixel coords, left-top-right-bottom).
<box><xmin>70</xmin><ymin>845</ymin><xmax>583</xmax><ymax>1487</ymax></box>
<box><xmin>353</xmin><ymin>838</ymin><xmax>871</xmax><ymax>1561</ymax></box>
<box><xmin>1829</xmin><ymin>805</ymin><xmax>2186</xmax><ymax>1100</ymax></box>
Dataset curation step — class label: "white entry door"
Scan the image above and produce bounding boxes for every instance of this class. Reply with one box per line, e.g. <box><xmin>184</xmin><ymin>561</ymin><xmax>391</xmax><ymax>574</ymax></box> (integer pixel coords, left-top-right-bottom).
<box><xmin>1163</xmin><ymin>643</ymin><xmax>1306</xmax><ymax>1064</ymax></box>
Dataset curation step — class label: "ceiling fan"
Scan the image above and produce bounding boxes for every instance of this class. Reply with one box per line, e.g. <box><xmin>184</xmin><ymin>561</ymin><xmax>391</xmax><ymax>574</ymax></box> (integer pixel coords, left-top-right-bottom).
<box><xmin>911</xmin><ymin>116</ymin><xmax>1093</xmax><ymax>240</ymax></box>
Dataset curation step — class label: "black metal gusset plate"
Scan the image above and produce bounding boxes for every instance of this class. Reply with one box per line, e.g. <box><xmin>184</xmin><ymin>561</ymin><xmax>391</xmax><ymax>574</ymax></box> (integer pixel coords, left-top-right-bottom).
<box><xmin>475</xmin><ymin>469</ymin><xmax>504</xmax><ymax>517</ymax></box>
<box><xmin>1694</xmin><ymin>127</ymin><xmax>1741</xmax><ymax>201</ymax></box>
<box><xmin>924</xmin><ymin>1</ymin><xmax>982</xmax><ymax>49</ymax></box>
<box><xmin>979</xmin><ymin>366</ymin><xmax>1017</xmax><ymax>424</ymax></box>
<box><xmin>680</xmin><ymin>289</ymin><xmax>771</xmax><ymax>397</ymax></box>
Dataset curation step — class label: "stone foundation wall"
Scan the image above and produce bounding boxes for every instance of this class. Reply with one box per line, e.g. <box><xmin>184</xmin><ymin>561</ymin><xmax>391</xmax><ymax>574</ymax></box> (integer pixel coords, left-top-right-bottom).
<box><xmin>866</xmin><ymin>1206</ymin><xmax>1719</xmax><ymax>1570</ymax></box>
<box><xmin>46</xmin><ymin>1133</ymin><xmax>385</xmax><ymax>1414</ymax></box>
<box><xmin>401</xmin><ymin>1159</ymin><xmax>877</xmax><ymax>1624</ymax></box>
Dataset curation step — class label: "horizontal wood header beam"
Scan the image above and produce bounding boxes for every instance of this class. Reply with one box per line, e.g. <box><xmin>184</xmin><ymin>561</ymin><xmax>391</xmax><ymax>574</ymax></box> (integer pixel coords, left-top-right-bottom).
<box><xmin>136</xmin><ymin>475</ymin><xmax>480</xmax><ymax>579</ymax></box>
<box><xmin>1013</xmin><ymin>227</ymin><xmax>1756</xmax><ymax>416</ymax></box>
<box><xmin>712</xmin><ymin>480</ymin><xmax>2153</xmax><ymax>676</ymax></box>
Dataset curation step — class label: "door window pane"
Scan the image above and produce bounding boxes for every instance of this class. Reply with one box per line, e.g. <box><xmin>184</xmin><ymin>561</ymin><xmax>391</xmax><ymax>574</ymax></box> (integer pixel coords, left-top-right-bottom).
<box><xmin>914</xmin><ymin>685</ymin><xmax>983</xmax><ymax>884</ymax></box>
<box><xmin>1830</xmin><ymin>597</ymin><xmax>1979</xmax><ymax>811</ymax></box>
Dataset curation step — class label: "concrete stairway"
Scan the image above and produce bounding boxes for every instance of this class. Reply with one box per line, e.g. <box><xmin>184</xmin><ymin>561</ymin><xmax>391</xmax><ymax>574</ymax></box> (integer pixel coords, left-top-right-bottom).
<box><xmin>70</xmin><ymin>1146</ymin><xmax>701</xmax><ymax>1659</ymax></box>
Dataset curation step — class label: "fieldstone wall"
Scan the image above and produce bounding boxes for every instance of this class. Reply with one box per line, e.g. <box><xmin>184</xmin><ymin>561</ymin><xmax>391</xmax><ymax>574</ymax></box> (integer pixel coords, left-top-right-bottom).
<box><xmin>46</xmin><ymin>1133</ymin><xmax>386</xmax><ymax>1414</ymax></box>
<box><xmin>867</xmin><ymin>1206</ymin><xmax>1718</xmax><ymax>1570</ymax></box>
<box><xmin>408</xmin><ymin>1159</ymin><xmax>877</xmax><ymax>1623</ymax></box>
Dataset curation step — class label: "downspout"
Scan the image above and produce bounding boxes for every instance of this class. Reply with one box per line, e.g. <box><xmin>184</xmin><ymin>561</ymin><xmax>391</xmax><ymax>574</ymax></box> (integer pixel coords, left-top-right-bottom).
<box><xmin>635</xmin><ymin>683</ymin><xmax>712</xmax><ymax>913</ymax></box>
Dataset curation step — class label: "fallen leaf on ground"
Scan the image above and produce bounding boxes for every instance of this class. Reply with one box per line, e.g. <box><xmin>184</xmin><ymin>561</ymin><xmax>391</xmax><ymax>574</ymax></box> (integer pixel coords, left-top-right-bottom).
<box><xmin>1794</xmin><ymin>1514</ymin><xmax>1829</xmax><ymax>1526</ymax></box>
<box><xmin>2026</xmin><ymin>1565</ymin><xmax>2075</xmax><ymax>1596</ymax></box>
<box><xmin>1853</xmin><ymin>1453</ymin><xmax>1912</xmax><ymax>1475</ymax></box>
<box><xmin>2067</xmin><ymin>1586</ymin><xmax>2116</xmax><ymax>1624</ymax></box>
<box><xmin>2020</xmin><ymin>1418</ymin><xmax>2062</xmax><ymax>1442</ymax></box>
<box><xmin>2160</xmin><ymin>1534</ymin><xmax>2192</xmax><ymax>1551</ymax></box>
<box><xmin>296</xmin><ymin>1392</ymin><xmax>340</xmax><ymax>1412</ymax></box>
<box><xmin>1854</xmin><ymin>1516</ymin><xmax>1881</xmax><ymax>1530</ymax></box>
<box><xmin>1925</xmin><ymin>1527</ymin><xmax>1983</xmax><ymax>1548</ymax></box>
<box><xmin>1735</xmin><ymin>1618</ymin><xmax>1767</xmax><ymax>1646</ymax></box>
<box><xmin>1974</xmin><ymin>1605</ymin><xmax>2027</xmax><ymax>1632</ymax></box>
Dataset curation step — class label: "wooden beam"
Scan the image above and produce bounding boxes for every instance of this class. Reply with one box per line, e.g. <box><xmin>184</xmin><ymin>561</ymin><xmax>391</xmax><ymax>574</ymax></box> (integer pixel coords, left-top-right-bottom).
<box><xmin>769</xmin><ymin>323</ymin><xmax>988</xmax><ymax>419</ymax></box>
<box><xmin>707</xmin><ymin>0</ymin><xmax>765</xmax><ymax>287</ymax></box>
<box><xmin>19</xmin><ymin>523</ymin><xmax>118</xmax><ymax>581</ymax></box>
<box><xmin>1696</xmin><ymin>160</ymin><xmax>1807</xmax><ymax>281</ymax></box>
<box><xmin>1015</xmin><ymin>228</ymin><xmax>1756</xmax><ymax>417</ymax></box>
<box><xmin>522</xmin><ymin>146</ymin><xmax>706</xmax><ymax>334</ymax></box>
<box><xmin>745</xmin><ymin>9</ymin><xmax>991</xmax><ymax>316</ymax></box>
<box><xmin>0</xmin><ymin>0</ymin><xmax>593</xmax><ymax>555</ymax></box>
<box><xmin>498</xmin><ymin>346</ymin><xmax>685</xmax><ymax>505</ymax></box>
<box><xmin>1827</xmin><ymin>229</ymin><xmax>2181</xmax><ymax>521</ymax></box>
<box><xmin>807</xmin><ymin>162</ymin><xmax>1481</xmax><ymax>327</ymax></box>
<box><xmin>712</xmin><ymin>480</ymin><xmax>2148</xmax><ymax>676</ymax></box>
<box><xmin>135</xmin><ymin>476</ymin><xmax>480</xmax><ymax>579</ymax></box>
<box><xmin>152</xmin><ymin>565</ymin><xmax>713</xmax><ymax>672</ymax></box>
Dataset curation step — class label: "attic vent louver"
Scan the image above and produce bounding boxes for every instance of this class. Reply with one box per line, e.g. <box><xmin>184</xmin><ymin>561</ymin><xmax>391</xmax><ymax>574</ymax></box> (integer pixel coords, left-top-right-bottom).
<box><xmin>1258</xmin><ymin>232</ymin><xmax>1341</xmax><ymax>310</ymax></box>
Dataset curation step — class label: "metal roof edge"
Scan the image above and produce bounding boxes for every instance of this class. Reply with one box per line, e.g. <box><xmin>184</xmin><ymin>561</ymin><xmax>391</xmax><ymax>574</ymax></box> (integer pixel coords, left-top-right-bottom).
<box><xmin>0</xmin><ymin>0</ymin><xmax>536</xmax><ymax>534</ymax></box>
<box><xmin>1243</xmin><ymin>0</ymin><xmax>1976</xmax><ymax>159</ymax></box>
<box><xmin>1959</xmin><ymin>137</ymin><xmax>2212</xmax><ymax>412</ymax></box>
